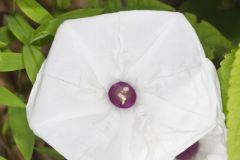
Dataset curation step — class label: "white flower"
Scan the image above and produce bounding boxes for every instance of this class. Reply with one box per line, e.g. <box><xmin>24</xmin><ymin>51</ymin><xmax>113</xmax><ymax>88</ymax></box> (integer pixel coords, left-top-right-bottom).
<box><xmin>26</xmin><ymin>10</ymin><xmax>227</xmax><ymax>160</ymax></box>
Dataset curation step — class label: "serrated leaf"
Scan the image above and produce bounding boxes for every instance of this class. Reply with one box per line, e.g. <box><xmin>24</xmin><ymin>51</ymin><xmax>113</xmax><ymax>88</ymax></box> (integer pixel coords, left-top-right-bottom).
<box><xmin>218</xmin><ymin>50</ymin><xmax>236</xmax><ymax>114</ymax></box>
<box><xmin>226</xmin><ymin>48</ymin><xmax>240</xmax><ymax>160</ymax></box>
<box><xmin>0</xmin><ymin>87</ymin><xmax>25</xmax><ymax>108</ymax></box>
<box><xmin>8</xmin><ymin>107</ymin><xmax>35</xmax><ymax>160</ymax></box>
<box><xmin>56</xmin><ymin>0</ymin><xmax>71</xmax><ymax>9</ymax></box>
<box><xmin>32</xmin><ymin>8</ymin><xmax>104</xmax><ymax>42</ymax></box>
<box><xmin>179</xmin><ymin>0</ymin><xmax>240</xmax><ymax>44</ymax></box>
<box><xmin>7</xmin><ymin>13</ymin><xmax>34</xmax><ymax>44</ymax></box>
<box><xmin>0</xmin><ymin>52</ymin><xmax>25</xmax><ymax>71</ymax></box>
<box><xmin>185</xmin><ymin>13</ymin><xmax>232</xmax><ymax>61</ymax></box>
<box><xmin>15</xmin><ymin>0</ymin><xmax>53</xmax><ymax>24</ymax></box>
<box><xmin>0</xmin><ymin>156</ymin><xmax>6</xmax><ymax>160</ymax></box>
<box><xmin>23</xmin><ymin>45</ymin><xmax>45</xmax><ymax>83</ymax></box>
<box><xmin>126</xmin><ymin>0</ymin><xmax>175</xmax><ymax>11</ymax></box>
<box><xmin>35</xmin><ymin>147</ymin><xmax>64</xmax><ymax>159</ymax></box>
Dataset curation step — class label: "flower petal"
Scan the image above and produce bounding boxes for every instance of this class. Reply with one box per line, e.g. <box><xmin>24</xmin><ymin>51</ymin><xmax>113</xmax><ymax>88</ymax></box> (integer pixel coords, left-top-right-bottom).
<box><xmin>27</xmin><ymin>57</ymin><xmax>145</xmax><ymax>160</ymax></box>
<box><xmin>26</xmin><ymin>60</ymin><xmax>111</xmax><ymax>132</ymax></box>
<box><xmin>126</xmin><ymin>12</ymin><xmax>204</xmax><ymax>84</ymax></box>
<box><xmin>26</xmin><ymin>10</ymin><xmax>227</xmax><ymax>160</ymax></box>
<box><xmin>61</xmin><ymin>11</ymin><xmax>190</xmax><ymax>89</ymax></box>
<box><xmin>135</xmin><ymin>58</ymin><xmax>226</xmax><ymax>159</ymax></box>
<box><xmin>195</xmin><ymin>122</ymin><xmax>227</xmax><ymax>160</ymax></box>
<box><xmin>61</xmin><ymin>13</ymin><xmax>121</xmax><ymax>89</ymax></box>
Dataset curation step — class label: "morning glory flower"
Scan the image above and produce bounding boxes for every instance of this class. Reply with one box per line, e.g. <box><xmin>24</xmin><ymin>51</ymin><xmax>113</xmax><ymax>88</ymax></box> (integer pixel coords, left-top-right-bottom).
<box><xmin>26</xmin><ymin>10</ymin><xmax>227</xmax><ymax>160</ymax></box>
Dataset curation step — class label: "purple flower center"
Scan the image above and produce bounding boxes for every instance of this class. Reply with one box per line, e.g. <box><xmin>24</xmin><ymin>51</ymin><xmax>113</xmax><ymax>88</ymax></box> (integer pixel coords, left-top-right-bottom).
<box><xmin>108</xmin><ymin>81</ymin><xmax>137</xmax><ymax>109</ymax></box>
<box><xmin>176</xmin><ymin>141</ymin><xmax>199</xmax><ymax>160</ymax></box>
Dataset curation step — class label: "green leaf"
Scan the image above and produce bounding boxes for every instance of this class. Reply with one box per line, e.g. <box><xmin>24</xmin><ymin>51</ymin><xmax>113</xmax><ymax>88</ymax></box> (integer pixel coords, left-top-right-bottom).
<box><xmin>0</xmin><ymin>26</ymin><xmax>15</xmax><ymax>45</ymax></box>
<box><xmin>8</xmin><ymin>107</ymin><xmax>35</xmax><ymax>160</ymax></box>
<box><xmin>32</xmin><ymin>8</ymin><xmax>104</xmax><ymax>42</ymax></box>
<box><xmin>218</xmin><ymin>50</ymin><xmax>236</xmax><ymax>114</ymax></box>
<box><xmin>126</xmin><ymin>0</ymin><xmax>175</xmax><ymax>11</ymax></box>
<box><xmin>1</xmin><ymin>48</ymin><xmax>12</xmax><ymax>52</ymax></box>
<box><xmin>23</xmin><ymin>45</ymin><xmax>45</xmax><ymax>83</ymax></box>
<box><xmin>35</xmin><ymin>147</ymin><xmax>64</xmax><ymax>159</ymax></box>
<box><xmin>179</xmin><ymin>0</ymin><xmax>240</xmax><ymax>44</ymax></box>
<box><xmin>185</xmin><ymin>13</ymin><xmax>232</xmax><ymax>61</ymax></box>
<box><xmin>0</xmin><ymin>87</ymin><xmax>25</xmax><ymax>108</ymax></box>
<box><xmin>2</xmin><ymin>117</ymin><xmax>9</xmax><ymax>135</ymax></box>
<box><xmin>0</xmin><ymin>41</ymin><xmax>7</xmax><ymax>49</ymax></box>
<box><xmin>0</xmin><ymin>156</ymin><xmax>7</xmax><ymax>160</ymax></box>
<box><xmin>86</xmin><ymin>0</ymin><xmax>102</xmax><ymax>8</ymax></box>
<box><xmin>57</xmin><ymin>8</ymin><xmax>104</xmax><ymax>20</ymax></box>
<box><xmin>56</xmin><ymin>0</ymin><xmax>71</xmax><ymax>9</ymax></box>
<box><xmin>0</xmin><ymin>52</ymin><xmax>25</xmax><ymax>72</ymax></box>
<box><xmin>227</xmin><ymin>48</ymin><xmax>240</xmax><ymax>160</ymax></box>
<box><xmin>15</xmin><ymin>0</ymin><xmax>53</xmax><ymax>24</ymax></box>
<box><xmin>7</xmin><ymin>13</ymin><xmax>34</xmax><ymax>44</ymax></box>
<box><xmin>105</xmin><ymin>0</ymin><xmax>122</xmax><ymax>12</ymax></box>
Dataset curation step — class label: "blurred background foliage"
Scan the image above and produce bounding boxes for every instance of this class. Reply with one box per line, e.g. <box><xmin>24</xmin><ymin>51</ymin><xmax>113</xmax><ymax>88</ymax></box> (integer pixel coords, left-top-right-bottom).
<box><xmin>0</xmin><ymin>0</ymin><xmax>239</xmax><ymax>160</ymax></box>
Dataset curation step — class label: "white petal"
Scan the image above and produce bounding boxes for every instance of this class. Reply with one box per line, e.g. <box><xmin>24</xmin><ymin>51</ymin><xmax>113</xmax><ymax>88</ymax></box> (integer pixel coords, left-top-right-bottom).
<box><xmin>27</xmin><ymin>66</ymin><xmax>110</xmax><ymax>129</ymax></box>
<box><xmin>27</xmin><ymin>58</ymin><xmax>145</xmax><ymax>160</ymax></box>
<box><xmin>26</xmin><ymin>10</ymin><xmax>227</xmax><ymax>160</ymax></box>
<box><xmin>126</xmin><ymin>12</ymin><xmax>204</xmax><ymax>82</ymax></box>
<box><xmin>60</xmin><ymin>11</ymin><xmax>192</xmax><ymax>88</ymax></box>
<box><xmin>28</xmin><ymin>76</ymin><xmax>146</xmax><ymax>160</ymax></box>
<box><xmin>195</xmin><ymin>122</ymin><xmax>227</xmax><ymax>160</ymax></box>
<box><xmin>135</xmin><ymin>58</ymin><xmax>226</xmax><ymax>159</ymax></box>
<box><xmin>195</xmin><ymin>63</ymin><xmax>227</xmax><ymax>160</ymax></box>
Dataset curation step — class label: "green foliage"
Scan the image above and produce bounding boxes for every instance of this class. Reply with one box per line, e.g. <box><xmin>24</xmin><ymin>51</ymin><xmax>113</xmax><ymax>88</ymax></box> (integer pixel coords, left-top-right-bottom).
<box><xmin>87</xmin><ymin>0</ymin><xmax>102</xmax><ymax>8</ymax></box>
<box><xmin>8</xmin><ymin>108</ymin><xmax>35</xmax><ymax>160</ymax></box>
<box><xmin>56</xmin><ymin>0</ymin><xmax>72</xmax><ymax>9</ymax></box>
<box><xmin>0</xmin><ymin>156</ymin><xmax>6</xmax><ymax>160</ymax></box>
<box><xmin>7</xmin><ymin>13</ymin><xmax>34</xmax><ymax>44</ymax></box>
<box><xmin>126</xmin><ymin>0</ymin><xmax>175</xmax><ymax>11</ymax></box>
<box><xmin>32</xmin><ymin>8</ymin><xmax>104</xmax><ymax>43</ymax></box>
<box><xmin>1</xmin><ymin>117</ymin><xmax>9</xmax><ymax>135</ymax></box>
<box><xmin>15</xmin><ymin>0</ymin><xmax>54</xmax><ymax>24</ymax></box>
<box><xmin>87</xmin><ymin>0</ymin><xmax>175</xmax><ymax>12</ymax></box>
<box><xmin>179</xmin><ymin>0</ymin><xmax>240</xmax><ymax>44</ymax></box>
<box><xmin>217</xmin><ymin>47</ymin><xmax>240</xmax><ymax>160</ymax></box>
<box><xmin>0</xmin><ymin>42</ymin><xmax>7</xmax><ymax>49</ymax></box>
<box><xmin>185</xmin><ymin>13</ymin><xmax>232</xmax><ymax>61</ymax></box>
<box><xmin>23</xmin><ymin>45</ymin><xmax>45</xmax><ymax>83</ymax></box>
<box><xmin>226</xmin><ymin>48</ymin><xmax>240</xmax><ymax>160</ymax></box>
<box><xmin>0</xmin><ymin>87</ymin><xmax>25</xmax><ymax>108</ymax></box>
<box><xmin>58</xmin><ymin>8</ymin><xmax>103</xmax><ymax>19</ymax></box>
<box><xmin>0</xmin><ymin>52</ymin><xmax>25</xmax><ymax>71</ymax></box>
<box><xmin>105</xmin><ymin>0</ymin><xmax>122</xmax><ymax>12</ymax></box>
<box><xmin>218</xmin><ymin>50</ymin><xmax>236</xmax><ymax>114</ymax></box>
<box><xmin>0</xmin><ymin>27</ymin><xmax>15</xmax><ymax>47</ymax></box>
